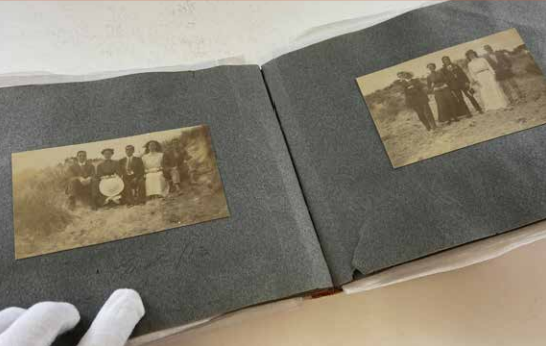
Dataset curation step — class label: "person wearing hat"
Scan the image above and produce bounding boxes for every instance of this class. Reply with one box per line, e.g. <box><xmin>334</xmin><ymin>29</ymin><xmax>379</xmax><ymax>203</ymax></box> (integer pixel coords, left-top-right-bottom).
<box><xmin>119</xmin><ymin>145</ymin><xmax>145</xmax><ymax>205</ymax></box>
<box><xmin>397</xmin><ymin>71</ymin><xmax>437</xmax><ymax>131</ymax></box>
<box><xmin>426</xmin><ymin>62</ymin><xmax>460</xmax><ymax>125</ymax></box>
<box><xmin>96</xmin><ymin>148</ymin><xmax>121</xmax><ymax>178</ymax></box>
<box><xmin>95</xmin><ymin>148</ymin><xmax>122</xmax><ymax>206</ymax></box>
<box><xmin>441</xmin><ymin>56</ymin><xmax>482</xmax><ymax>116</ymax></box>
<box><xmin>65</xmin><ymin>150</ymin><xmax>97</xmax><ymax>210</ymax></box>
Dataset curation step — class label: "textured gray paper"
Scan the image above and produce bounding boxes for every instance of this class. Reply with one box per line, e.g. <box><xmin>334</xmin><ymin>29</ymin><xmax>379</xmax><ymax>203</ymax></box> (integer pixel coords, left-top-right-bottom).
<box><xmin>0</xmin><ymin>66</ymin><xmax>332</xmax><ymax>344</ymax></box>
<box><xmin>263</xmin><ymin>1</ymin><xmax>546</xmax><ymax>284</ymax></box>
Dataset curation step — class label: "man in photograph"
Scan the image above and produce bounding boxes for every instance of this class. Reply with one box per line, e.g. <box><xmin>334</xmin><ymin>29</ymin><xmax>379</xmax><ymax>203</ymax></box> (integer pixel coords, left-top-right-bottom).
<box><xmin>441</xmin><ymin>56</ymin><xmax>483</xmax><ymax>116</ymax></box>
<box><xmin>119</xmin><ymin>145</ymin><xmax>145</xmax><ymax>205</ymax></box>
<box><xmin>398</xmin><ymin>71</ymin><xmax>437</xmax><ymax>131</ymax></box>
<box><xmin>484</xmin><ymin>44</ymin><xmax>525</xmax><ymax>104</ymax></box>
<box><xmin>66</xmin><ymin>150</ymin><xmax>96</xmax><ymax>210</ymax></box>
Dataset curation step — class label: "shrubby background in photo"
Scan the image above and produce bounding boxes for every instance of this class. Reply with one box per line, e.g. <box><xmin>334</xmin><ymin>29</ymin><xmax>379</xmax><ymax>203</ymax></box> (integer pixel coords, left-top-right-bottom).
<box><xmin>12</xmin><ymin>125</ymin><xmax>229</xmax><ymax>259</ymax></box>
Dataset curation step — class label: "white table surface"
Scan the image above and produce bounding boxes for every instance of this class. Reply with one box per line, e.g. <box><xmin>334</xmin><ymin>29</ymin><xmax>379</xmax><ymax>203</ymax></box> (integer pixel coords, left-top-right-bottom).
<box><xmin>0</xmin><ymin>1</ymin><xmax>428</xmax><ymax>75</ymax></box>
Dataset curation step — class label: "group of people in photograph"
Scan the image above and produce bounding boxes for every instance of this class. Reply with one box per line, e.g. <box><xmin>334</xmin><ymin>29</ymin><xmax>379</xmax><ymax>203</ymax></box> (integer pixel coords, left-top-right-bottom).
<box><xmin>398</xmin><ymin>44</ymin><xmax>525</xmax><ymax>131</ymax></box>
<box><xmin>65</xmin><ymin>139</ymin><xmax>189</xmax><ymax>210</ymax></box>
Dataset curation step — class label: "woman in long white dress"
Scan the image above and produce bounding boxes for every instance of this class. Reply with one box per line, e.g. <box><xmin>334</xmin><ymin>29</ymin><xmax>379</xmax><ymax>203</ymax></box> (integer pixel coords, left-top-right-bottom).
<box><xmin>466</xmin><ymin>49</ymin><xmax>508</xmax><ymax>111</ymax></box>
<box><xmin>141</xmin><ymin>140</ymin><xmax>169</xmax><ymax>198</ymax></box>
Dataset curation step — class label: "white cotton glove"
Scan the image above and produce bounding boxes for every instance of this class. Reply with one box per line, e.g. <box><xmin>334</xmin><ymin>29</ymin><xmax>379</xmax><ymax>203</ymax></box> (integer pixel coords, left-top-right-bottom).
<box><xmin>0</xmin><ymin>302</ymin><xmax>80</xmax><ymax>346</ymax></box>
<box><xmin>0</xmin><ymin>307</ymin><xmax>26</xmax><ymax>334</ymax></box>
<box><xmin>0</xmin><ymin>289</ymin><xmax>145</xmax><ymax>346</ymax></box>
<box><xmin>77</xmin><ymin>289</ymin><xmax>145</xmax><ymax>346</ymax></box>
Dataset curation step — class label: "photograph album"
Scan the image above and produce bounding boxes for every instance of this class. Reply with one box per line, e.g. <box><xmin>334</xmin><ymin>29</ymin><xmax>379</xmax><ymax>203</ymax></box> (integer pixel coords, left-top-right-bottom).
<box><xmin>1</xmin><ymin>1</ymin><xmax>546</xmax><ymax>344</ymax></box>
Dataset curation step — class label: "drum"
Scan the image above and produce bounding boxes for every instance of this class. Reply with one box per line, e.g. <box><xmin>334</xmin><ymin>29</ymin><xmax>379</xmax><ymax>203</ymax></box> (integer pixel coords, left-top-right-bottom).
<box><xmin>99</xmin><ymin>176</ymin><xmax>125</xmax><ymax>197</ymax></box>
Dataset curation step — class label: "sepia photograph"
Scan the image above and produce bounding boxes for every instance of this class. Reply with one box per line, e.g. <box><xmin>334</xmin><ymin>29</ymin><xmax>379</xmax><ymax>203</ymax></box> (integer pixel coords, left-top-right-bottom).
<box><xmin>12</xmin><ymin>125</ymin><xmax>229</xmax><ymax>259</ymax></box>
<box><xmin>356</xmin><ymin>28</ymin><xmax>546</xmax><ymax>168</ymax></box>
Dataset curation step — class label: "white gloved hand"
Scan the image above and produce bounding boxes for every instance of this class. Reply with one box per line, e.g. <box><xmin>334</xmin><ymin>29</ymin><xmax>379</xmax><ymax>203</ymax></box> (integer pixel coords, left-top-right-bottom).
<box><xmin>0</xmin><ymin>289</ymin><xmax>145</xmax><ymax>346</ymax></box>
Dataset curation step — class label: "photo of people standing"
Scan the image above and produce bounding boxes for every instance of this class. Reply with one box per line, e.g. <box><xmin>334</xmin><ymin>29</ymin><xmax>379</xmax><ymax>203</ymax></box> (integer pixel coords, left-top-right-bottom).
<box><xmin>12</xmin><ymin>125</ymin><xmax>229</xmax><ymax>259</ymax></box>
<box><xmin>356</xmin><ymin>28</ymin><xmax>546</xmax><ymax>168</ymax></box>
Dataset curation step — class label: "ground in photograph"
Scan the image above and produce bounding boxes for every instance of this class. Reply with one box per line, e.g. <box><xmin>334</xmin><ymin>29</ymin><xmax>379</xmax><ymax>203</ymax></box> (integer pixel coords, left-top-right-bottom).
<box><xmin>14</xmin><ymin>170</ymin><xmax>228</xmax><ymax>259</ymax></box>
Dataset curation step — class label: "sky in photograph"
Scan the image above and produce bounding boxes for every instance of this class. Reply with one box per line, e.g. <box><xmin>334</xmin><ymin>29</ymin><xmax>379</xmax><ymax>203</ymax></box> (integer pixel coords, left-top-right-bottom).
<box><xmin>357</xmin><ymin>28</ymin><xmax>526</xmax><ymax>96</ymax></box>
<box><xmin>12</xmin><ymin>126</ymin><xmax>201</xmax><ymax>173</ymax></box>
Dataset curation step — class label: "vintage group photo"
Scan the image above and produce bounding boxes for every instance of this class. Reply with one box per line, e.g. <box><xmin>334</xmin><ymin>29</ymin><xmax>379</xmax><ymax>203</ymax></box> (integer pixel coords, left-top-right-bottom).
<box><xmin>12</xmin><ymin>125</ymin><xmax>229</xmax><ymax>259</ymax></box>
<box><xmin>357</xmin><ymin>28</ymin><xmax>546</xmax><ymax>168</ymax></box>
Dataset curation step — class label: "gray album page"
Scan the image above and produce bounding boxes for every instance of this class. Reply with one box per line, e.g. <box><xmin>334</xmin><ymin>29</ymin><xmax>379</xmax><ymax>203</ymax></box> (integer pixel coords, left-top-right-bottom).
<box><xmin>0</xmin><ymin>65</ymin><xmax>332</xmax><ymax>344</ymax></box>
<box><xmin>262</xmin><ymin>1</ymin><xmax>546</xmax><ymax>285</ymax></box>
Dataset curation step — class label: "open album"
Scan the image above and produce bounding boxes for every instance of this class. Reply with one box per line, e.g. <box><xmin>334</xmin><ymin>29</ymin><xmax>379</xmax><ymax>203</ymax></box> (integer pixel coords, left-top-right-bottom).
<box><xmin>2</xmin><ymin>1</ymin><xmax>546</xmax><ymax>344</ymax></box>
